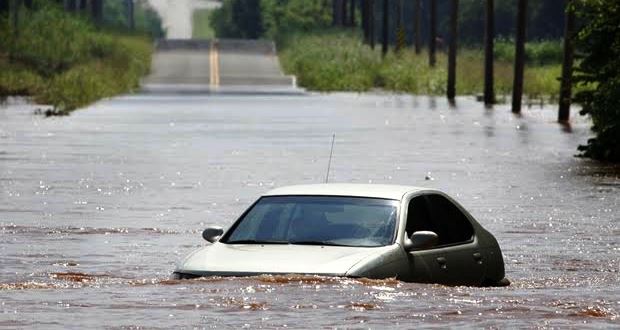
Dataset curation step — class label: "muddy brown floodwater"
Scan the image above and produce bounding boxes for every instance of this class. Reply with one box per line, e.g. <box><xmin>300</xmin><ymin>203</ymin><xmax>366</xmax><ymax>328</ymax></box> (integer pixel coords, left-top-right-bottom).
<box><xmin>0</xmin><ymin>94</ymin><xmax>618</xmax><ymax>328</ymax></box>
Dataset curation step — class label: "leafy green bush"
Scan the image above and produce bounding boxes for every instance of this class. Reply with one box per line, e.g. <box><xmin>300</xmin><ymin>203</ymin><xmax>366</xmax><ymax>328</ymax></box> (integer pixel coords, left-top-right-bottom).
<box><xmin>2</xmin><ymin>4</ymin><xmax>94</xmax><ymax>75</ymax></box>
<box><xmin>0</xmin><ymin>3</ymin><xmax>153</xmax><ymax>113</ymax></box>
<box><xmin>103</xmin><ymin>0</ymin><xmax>164</xmax><ymax>37</ymax></box>
<box><xmin>279</xmin><ymin>30</ymin><xmax>562</xmax><ymax>98</ymax></box>
<box><xmin>36</xmin><ymin>35</ymin><xmax>152</xmax><ymax>113</ymax></box>
<box><xmin>280</xmin><ymin>30</ymin><xmax>379</xmax><ymax>91</ymax></box>
<box><xmin>574</xmin><ymin>1</ymin><xmax>620</xmax><ymax>162</ymax></box>
<box><xmin>261</xmin><ymin>0</ymin><xmax>332</xmax><ymax>39</ymax></box>
<box><xmin>0</xmin><ymin>63</ymin><xmax>43</xmax><ymax>96</ymax></box>
<box><xmin>494</xmin><ymin>39</ymin><xmax>562</xmax><ymax>65</ymax></box>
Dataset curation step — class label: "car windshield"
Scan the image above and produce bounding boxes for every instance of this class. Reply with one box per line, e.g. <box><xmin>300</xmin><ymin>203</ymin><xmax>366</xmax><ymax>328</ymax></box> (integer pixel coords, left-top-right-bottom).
<box><xmin>222</xmin><ymin>196</ymin><xmax>399</xmax><ymax>247</ymax></box>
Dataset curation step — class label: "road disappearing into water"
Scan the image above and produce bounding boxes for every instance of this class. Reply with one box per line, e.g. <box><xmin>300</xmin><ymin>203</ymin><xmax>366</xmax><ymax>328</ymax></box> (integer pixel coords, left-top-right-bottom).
<box><xmin>143</xmin><ymin>39</ymin><xmax>300</xmax><ymax>94</ymax></box>
<box><xmin>0</xmin><ymin>38</ymin><xmax>618</xmax><ymax>328</ymax></box>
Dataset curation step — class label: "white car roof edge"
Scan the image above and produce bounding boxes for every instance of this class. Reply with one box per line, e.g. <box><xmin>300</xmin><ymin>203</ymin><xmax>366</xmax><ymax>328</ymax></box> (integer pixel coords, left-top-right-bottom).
<box><xmin>262</xmin><ymin>183</ymin><xmax>433</xmax><ymax>200</ymax></box>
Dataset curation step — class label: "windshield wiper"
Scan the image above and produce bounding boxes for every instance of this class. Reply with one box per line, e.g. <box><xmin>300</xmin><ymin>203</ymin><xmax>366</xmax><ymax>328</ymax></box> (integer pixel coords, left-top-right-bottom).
<box><xmin>225</xmin><ymin>239</ymin><xmax>288</xmax><ymax>245</ymax></box>
<box><xmin>289</xmin><ymin>240</ymin><xmax>350</xmax><ymax>247</ymax></box>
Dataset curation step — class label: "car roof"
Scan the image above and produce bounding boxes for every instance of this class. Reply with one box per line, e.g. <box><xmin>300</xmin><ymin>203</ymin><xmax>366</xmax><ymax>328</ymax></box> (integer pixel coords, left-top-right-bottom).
<box><xmin>262</xmin><ymin>183</ymin><xmax>430</xmax><ymax>200</ymax></box>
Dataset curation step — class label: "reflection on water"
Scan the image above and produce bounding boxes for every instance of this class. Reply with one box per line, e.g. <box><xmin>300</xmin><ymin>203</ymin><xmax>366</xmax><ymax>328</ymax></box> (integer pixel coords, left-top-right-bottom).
<box><xmin>0</xmin><ymin>95</ymin><xmax>618</xmax><ymax>328</ymax></box>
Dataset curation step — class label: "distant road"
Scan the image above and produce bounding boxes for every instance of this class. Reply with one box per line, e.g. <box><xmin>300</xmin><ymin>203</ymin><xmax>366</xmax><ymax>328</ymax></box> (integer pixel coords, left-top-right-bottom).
<box><xmin>146</xmin><ymin>0</ymin><xmax>221</xmax><ymax>39</ymax></box>
<box><xmin>142</xmin><ymin>39</ymin><xmax>301</xmax><ymax>94</ymax></box>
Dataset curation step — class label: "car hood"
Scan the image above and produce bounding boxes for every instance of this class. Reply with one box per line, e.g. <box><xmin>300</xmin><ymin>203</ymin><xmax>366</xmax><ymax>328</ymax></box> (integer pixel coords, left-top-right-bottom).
<box><xmin>176</xmin><ymin>242</ymin><xmax>393</xmax><ymax>277</ymax></box>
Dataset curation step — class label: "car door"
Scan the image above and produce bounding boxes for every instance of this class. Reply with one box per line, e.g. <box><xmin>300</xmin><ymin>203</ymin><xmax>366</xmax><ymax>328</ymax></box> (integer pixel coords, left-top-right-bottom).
<box><xmin>405</xmin><ymin>194</ymin><xmax>486</xmax><ymax>286</ymax></box>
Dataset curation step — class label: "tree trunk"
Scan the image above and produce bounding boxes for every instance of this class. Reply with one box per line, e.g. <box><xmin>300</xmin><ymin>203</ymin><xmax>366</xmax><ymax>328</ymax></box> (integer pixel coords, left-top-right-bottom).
<box><xmin>350</xmin><ymin>0</ymin><xmax>355</xmax><ymax>27</ymax></box>
<box><xmin>558</xmin><ymin>0</ymin><xmax>575</xmax><ymax>122</ymax></box>
<box><xmin>340</xmin><ymin>0</ymin><xmax>349</xmax><ymax>26</ymax></box>
<box><xmin>66</xmin><ymin>0</ymin><xmax>77</xmax><ymax>11</ymax></box>
<box><xmin>126</xmin><ymin>0</ymin><xmax>135</xmax><ymax>30</ymax></box>
<box><xmin>414</xmin><ymin>0</ymin><xmax>421</xmax><ymax>54</ymax></box>
<box><xmin>447</xmin><ymin>0</ymin><xmax>459</xmax><ymax>101</ymax></box>
<box><xmin>381</xmin><ymin>0</ymin><xmax>388</xmax><ymax>56</ymax></box>
<box><xmin>369</xmin><ymin>0</ymin><xmax>375</xmax><ymax>49</ymax></box>
<box><xmin>395</xmin><ymin>0</ymin><xmax>402</xmax><ymax>52</ymax></box>
<box><xmin>511</xmin><ymin>0</ymin><xmax>527</xmax><ymax>114</ymax></box>
<box><xmin>0</xmin><ymin>0</ymin><xmax>8</xmax><ymax>15</ymax></box>
<box><xmin>91</xmin><ymin>0</ymin><xmax>103</xmax><ymax>26</ymax></box>
<box><xmin>362</xmin><ymin>0</ymin><xmax>368</xmax><ymax>41</ymax></box>
<box><xmin>79</xmin><ymin>0</ymin><xmax>87</xmax><ymax>11</ymax></box>
<box><xmin>429</xmin><ymin>0</ymin><xmax>437</xmax><ymax>66</ymax></box>
<box><xmin>332</xmin><ymin>0</ymin><xmax>339</xmax><ymax>25</ymax></box>
<box><xmin>484</xmin><ymin>0</ymin><xmax>495</xmax><ymax>105</ymax></box>
<box><xmin>11</xmin><ymin>0</ymin><xmax>20</xmax><ymax>37</ymax></box>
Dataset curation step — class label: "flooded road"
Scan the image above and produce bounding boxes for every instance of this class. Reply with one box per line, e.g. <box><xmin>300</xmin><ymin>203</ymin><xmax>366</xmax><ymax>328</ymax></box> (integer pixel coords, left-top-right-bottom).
<box><xmin>0</xmin><ymin>94</ymin><xmax>618</xmax><ymax>328</ymax></box>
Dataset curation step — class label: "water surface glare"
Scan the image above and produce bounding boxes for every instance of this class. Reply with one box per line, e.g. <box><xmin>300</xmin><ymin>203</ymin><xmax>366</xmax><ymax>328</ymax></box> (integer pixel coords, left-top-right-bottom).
<box><xmin>0</xmin><ymin>94</ymin><xmax>618</xmax><ymax>328</ymax></box>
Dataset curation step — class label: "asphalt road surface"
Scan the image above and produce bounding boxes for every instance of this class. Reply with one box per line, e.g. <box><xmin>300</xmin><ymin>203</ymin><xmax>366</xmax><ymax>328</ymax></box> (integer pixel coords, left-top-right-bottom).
<box><xmin>142</xmin><ymin>39</ymin><xmax>300</xmax><ymax>94</ymax></box>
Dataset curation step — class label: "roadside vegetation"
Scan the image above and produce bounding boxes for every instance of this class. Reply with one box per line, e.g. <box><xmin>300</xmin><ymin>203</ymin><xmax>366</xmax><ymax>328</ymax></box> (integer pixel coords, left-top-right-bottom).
<box><xmin>212</xmin><ymin>0</ymin><xmax>564</xmax><ymax>102</ymax></box>
<box><xmin>573</xmin><ymin>1</ymin><xmax>620</xmax><ymax>162</ymax></box>
<box><xmin>0</xmin><ymin>1</ymin><xmax>159</xmax><ymax>114</ymax></box>
<box><xmin>279</xmin><ymin>30</ymin><xmax>562</xmax><ymax>101</ymax></box>
<box><xmin>192</xmin><ymin>9</ymin><xmax>215</xmax><ymax>39</ymax></box>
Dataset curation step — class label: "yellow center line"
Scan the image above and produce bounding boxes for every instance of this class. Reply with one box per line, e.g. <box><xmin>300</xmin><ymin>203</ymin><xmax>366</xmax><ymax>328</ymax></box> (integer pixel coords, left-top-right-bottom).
<box><xmin>210</xmin><ymin>39</ymin><xmax>220</xmax><ymax>89</ymax></box>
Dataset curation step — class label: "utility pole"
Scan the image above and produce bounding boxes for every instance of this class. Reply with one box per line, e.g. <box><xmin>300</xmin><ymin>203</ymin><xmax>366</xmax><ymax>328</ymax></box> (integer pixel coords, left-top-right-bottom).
<box><xmin>126</xmin><ymin>0</ymin><xmax>135</xmax><ymax>30</ymax></box>
<box><xmin>369</xmin><ymin>0</ymin><xmax>375</xmax><ymax>49</ymax></box>
<box><xmin>66</xmin><ymin>0</ymin><xmax>77</xmax><ymax>12</ymax></box>
<box><xmin>350</xmin><ymin>0</ymin><xmax>355</xmax><ymax>27</ymax></box>
<box><xmin>91</xmin><ymin>0</ymin><xmax>103</xmax><ymax>26</ymax></box>
<box><xmin>414</xmin><ymin>0</ymin><xmax>421</xmax><ymax>54</ymax></box>
<box><xmin>447</xmin><ymin>0</ymin><xmax>459</xmax><ymax>101</ymax></box>
<box><xmin>395</xmin><ymin>0</ymin><xmax>404</xmax><ymax>53</ymax></box>
<box><xmin>558</xmin><ymin>0</ymin><xmax>575</xmax><ymax>123</ymax></box>
<box><xmin>11</xmin><ymin>0</ymin><xmax>20</xmax><ymax>37</ymax></box>
<box><xmin>342</xmin><ymin>0</ymin><xmax>348</xmax><ymax>26</ymax></box>
<box><xmin>381</xmin><ymin>0</ymin><xmax>388</xmax><ymax>57</ymax></box>
<box><xmin>429</xmin><ymin>0</ymin><xmax>437</xmax><ymax>67</ymax></box>
<box><xmin>511</xmin><ymin>0</ymin><xmax>527</xmax><ymax>114</ymax></box>
<box><xmin>362</xmin><ymin>0</ymin><xmax>369</xmax><ymax>41</ymax></box>
<box><xmin>484</xmin><ymin>0</ymin><xmax>495</xmax><ymax>105</ymax></box>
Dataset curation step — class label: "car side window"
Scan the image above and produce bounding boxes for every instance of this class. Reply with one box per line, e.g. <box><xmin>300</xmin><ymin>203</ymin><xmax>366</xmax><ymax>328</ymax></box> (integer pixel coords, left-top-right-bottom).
<box><xmin>426</xmin><ymin>194</ymin><xmax>474</xmax><ymax>246</ymax></box>
<box><xmin>406</xmin><ymin>195</ymin><xmax>434</xmax><ymax>237</ymax></box>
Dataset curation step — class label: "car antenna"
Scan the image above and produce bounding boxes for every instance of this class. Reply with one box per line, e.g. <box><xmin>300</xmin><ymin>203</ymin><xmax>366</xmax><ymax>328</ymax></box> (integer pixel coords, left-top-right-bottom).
<box><xmin>325</xmin><ymin>133</ymin><xmax>335</xmax><ymax>183</ymax></box>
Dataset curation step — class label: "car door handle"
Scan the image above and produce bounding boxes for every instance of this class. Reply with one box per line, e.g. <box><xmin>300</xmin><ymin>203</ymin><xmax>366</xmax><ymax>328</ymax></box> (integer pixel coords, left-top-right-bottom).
<box><xmin>473</xmin><ymin>252</ymin><xmax>483</xmax><ymax>264</ymax></box>
<box><xmin>436</xmin><ymin>257</ymin><xmax>447</xmax><ymax>269</ymax></box>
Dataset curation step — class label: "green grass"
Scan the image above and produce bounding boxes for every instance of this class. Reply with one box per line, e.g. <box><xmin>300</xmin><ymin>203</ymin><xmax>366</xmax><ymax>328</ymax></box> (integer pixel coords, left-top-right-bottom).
<box><xmin>279</xmin><ymin>30</ymin><xmax>565</xmax><ymax>101</ymax></box>
<box><xmin>0</xmin><ymin>5</ymin><xmax>153</xmax><ymax>114</ymax></box>
<box><xmin>192</xmin><ymin>9</ymin><xmax>215</xmax><ymax>39</ymax></box>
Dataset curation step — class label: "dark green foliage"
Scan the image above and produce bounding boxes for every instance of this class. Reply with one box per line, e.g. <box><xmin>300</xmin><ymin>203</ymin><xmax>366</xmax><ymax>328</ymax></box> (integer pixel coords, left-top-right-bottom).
<box><xmin>1</xmin><ymin>3</ymin><xmax>94</xmax><ymax>75</ymax></box>
<box><xmin>0</xmin><ymin>1</ymin><xmax>9</xmax><ymax>16</ymax></box>
<box><xmin>211</xmin><ymin>0</ymin><xmax>565</xmax><ymax>47</ymax></box>
<box><xmin>211</xmin><ymin>0</ymin><xmax>263</xmax><ymax>39</ymax></box>
<box><xmin>261</xmin><ymin>0</ymin><xmax>332</xmax><ymax>39</ymax></box>
<box><xmin>102</xmin><ymin>0</ymin><xmax>164</xmax><ymax>37</ymax></box>
<box><xmin>279</xmin><ymin>29</ymin><xmax>561</xmax><ymax>98</ymax></box>
<box><xmin>494</xmin><ymin>39</ymin><xmax>562</xmax><ymax>65</ymax></box>
<box><xmin>574</xmin><ymin>0</ymin><xmax>620</xmax><ymax>162</ymax></box>
<box><xmin>0</xmin><ymin>2</ymin><xmax>153</xmax><ymax>113</ymax></box>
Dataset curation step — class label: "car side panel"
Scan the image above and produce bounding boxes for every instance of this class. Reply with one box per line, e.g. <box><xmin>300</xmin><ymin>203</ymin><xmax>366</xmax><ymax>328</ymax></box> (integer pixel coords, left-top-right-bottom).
<box><xmin>346</xmin><ymin>244</ymin><xmax>410</xmax><ymax>279</ymax></box>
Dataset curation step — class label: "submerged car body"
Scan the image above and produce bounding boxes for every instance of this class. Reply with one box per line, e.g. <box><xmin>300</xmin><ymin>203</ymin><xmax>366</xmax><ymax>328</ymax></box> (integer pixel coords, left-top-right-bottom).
<box><xmin>174</xmin><ymin>184</ymin><xmax>509</xmax><ymax>286</ymax></box>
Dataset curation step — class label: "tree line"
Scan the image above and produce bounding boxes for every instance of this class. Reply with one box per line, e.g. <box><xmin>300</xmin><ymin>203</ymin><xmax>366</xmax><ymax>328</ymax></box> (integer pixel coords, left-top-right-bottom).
<box><xmin>1</xmin><ymin>0</ymin><xmax>163</xmax><ymax>36</ymax></box>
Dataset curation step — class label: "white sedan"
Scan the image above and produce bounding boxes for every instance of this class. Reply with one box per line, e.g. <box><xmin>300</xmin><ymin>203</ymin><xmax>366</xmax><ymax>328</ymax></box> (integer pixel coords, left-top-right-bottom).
<box><xmin>173</xmin><ymin>184</ymin><xmax>509</xmax><ymax>286</ymax></box>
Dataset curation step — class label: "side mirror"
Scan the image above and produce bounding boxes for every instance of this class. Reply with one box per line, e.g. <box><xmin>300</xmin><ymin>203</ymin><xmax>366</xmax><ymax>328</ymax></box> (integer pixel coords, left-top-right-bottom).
<box><xmin>202</xmin><ymin>226</ymin><xmax>224</xmax><ymax>243</ymax></box>
<box><xmin>404</xmin><ymin>231</ymin><xmax>438</xmax><ymax>251</ymax></box>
